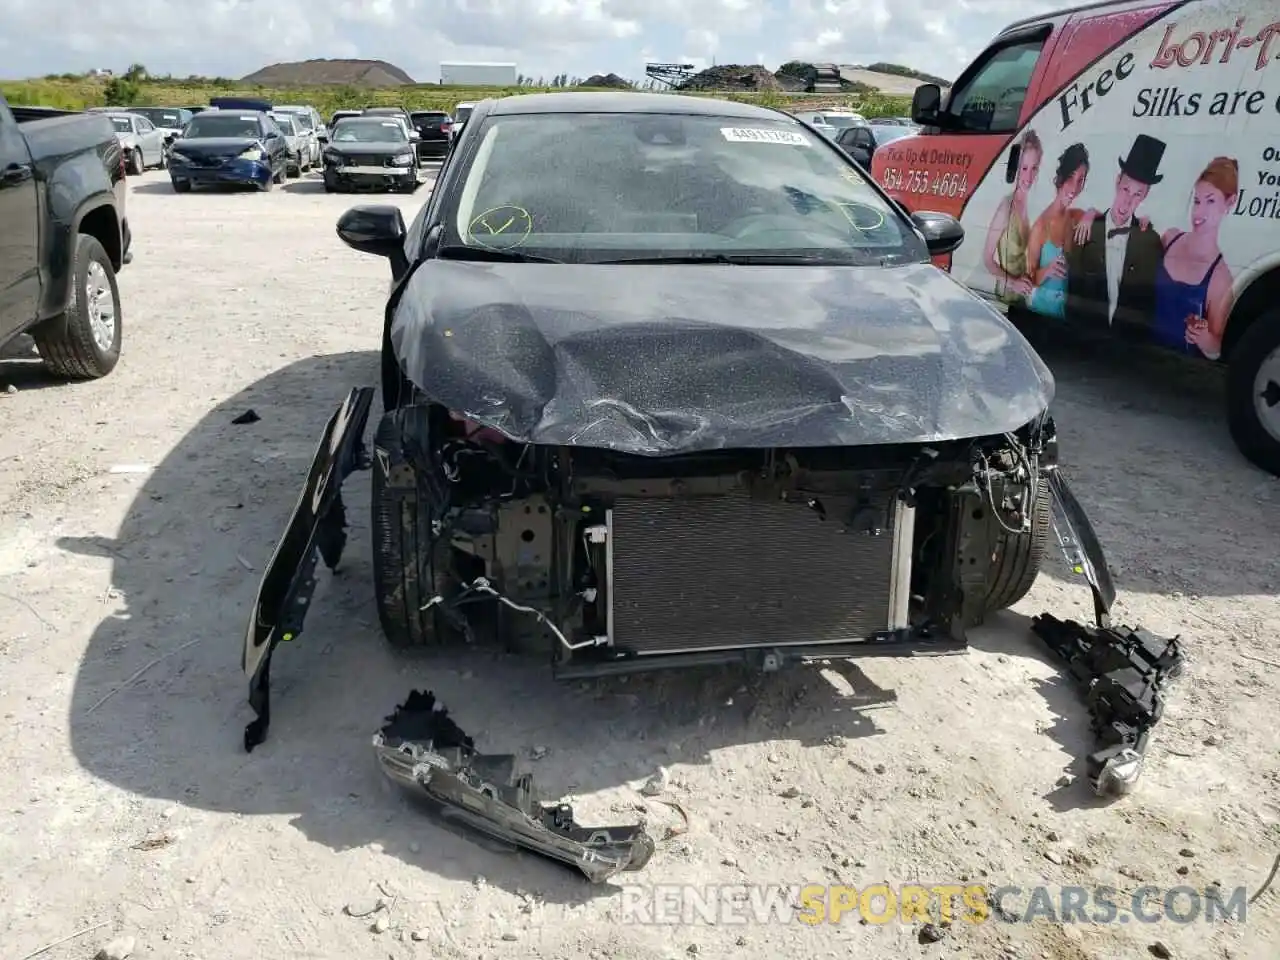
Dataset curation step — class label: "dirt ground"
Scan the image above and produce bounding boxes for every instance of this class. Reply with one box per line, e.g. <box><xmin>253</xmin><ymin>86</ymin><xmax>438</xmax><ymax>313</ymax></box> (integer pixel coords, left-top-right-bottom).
<box><xmin>1</xmin><ymin>167</ymin><xmax>1277</xmax><ymax>960</ymax></box>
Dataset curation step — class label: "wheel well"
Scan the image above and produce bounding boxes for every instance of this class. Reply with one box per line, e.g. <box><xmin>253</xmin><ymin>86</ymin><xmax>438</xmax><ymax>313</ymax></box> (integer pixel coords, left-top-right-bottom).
<box><xmin>77</xmin><ymin>204</ymin><xmax>123</xmax><ymax>271</ymax></box>
<box><xmin>1223</xmin><ymin>266</ymin><xmax>1280</xmax><ymax>360</ymax></box>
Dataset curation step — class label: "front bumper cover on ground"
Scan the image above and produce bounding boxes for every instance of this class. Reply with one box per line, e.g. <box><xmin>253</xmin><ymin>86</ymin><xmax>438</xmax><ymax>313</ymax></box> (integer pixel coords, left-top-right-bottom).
<box><xmin>374</xmin><ymin>691</ymin><xmax>655</xmax><ymax>882</ymax></box>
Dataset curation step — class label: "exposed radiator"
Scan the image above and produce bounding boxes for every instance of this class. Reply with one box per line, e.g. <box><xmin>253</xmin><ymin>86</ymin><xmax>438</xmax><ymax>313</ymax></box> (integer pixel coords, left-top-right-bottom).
<box><xmin>605</xmin><ymin>493</ymin><xmax>913</xmax><ymax>655</ymax></box>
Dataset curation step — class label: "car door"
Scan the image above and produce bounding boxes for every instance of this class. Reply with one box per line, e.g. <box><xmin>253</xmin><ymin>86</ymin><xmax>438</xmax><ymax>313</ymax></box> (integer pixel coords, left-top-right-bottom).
<box><xmin>262</xmin><ymin>119</ymin><xmax>287</xmax><ymax>174</ymax></box>
<box><xmin>0</xmin><ymin>107</ymin><xmax>40</xmax><ymax>343</ymax></box>
<box><xmin>847</xmin><ymin>127</ymin><xmax>876</xmax><ymax>168</ymax></box>
<box><xmin>135</xmin><ymin>116</ymin><xmax>161</xmax><ymax>159</ymax></box>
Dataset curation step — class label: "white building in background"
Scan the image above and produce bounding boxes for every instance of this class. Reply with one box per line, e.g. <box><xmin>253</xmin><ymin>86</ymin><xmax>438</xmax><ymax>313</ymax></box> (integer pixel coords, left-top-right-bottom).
<box><xmin>440</xmin><ymin>62</ymin><xmax>518</xmax><ymax>86</ymax></box>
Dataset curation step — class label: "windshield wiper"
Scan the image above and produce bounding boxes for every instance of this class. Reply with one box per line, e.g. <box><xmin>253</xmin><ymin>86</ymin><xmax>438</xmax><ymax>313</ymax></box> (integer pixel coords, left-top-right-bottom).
<box><xmin>595</xmin><ymin>253</ymin><xmax>853</xmax><ymax>265</ymax></box>
<box><xmin>436</xmin><ymin>245</ymin><xmax>562</xmax><ymax>264</ymax></box>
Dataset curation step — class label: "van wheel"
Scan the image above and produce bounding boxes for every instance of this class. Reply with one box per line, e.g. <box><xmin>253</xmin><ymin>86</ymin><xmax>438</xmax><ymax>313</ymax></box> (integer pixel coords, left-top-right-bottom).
<box><xmin>32</xmin><ymin>234</ymin><xmax>122</xmax><ymax>379</ymax></box>
<box><xmin>370</xmin><ymin>412</ymin><xmax>464</xmax><ymax>649</ymax></box>
<box><xmin>980</xmin><ymin>478</ymin><xmax>1051</xmax><ymax>617</ymax></box>
<box><xmin>1227</xmin><ymin>307</ymin><xmax>1280</xmax><ymax>476</ymax></box>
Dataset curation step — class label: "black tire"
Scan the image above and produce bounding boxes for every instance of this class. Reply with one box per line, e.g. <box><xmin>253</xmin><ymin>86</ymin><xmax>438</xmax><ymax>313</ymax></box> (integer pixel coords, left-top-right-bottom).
<box><xmin>171</xmin><ymin>178</ymin><xmax>191</xmax><ymax>193</ymax></box>
<box><xmin>32</xmin><ymin>233</ymin><xmax>122</xmax><ymax>379</ymax></box>
<box><xmin>126</xmin><ymin>149</ymin><xmax>143</xmax><ymax>176</ymax></box>
<box><xmin>287</xmin><ymin>165</ymin><xmax>300</xmax><ymax>178</ymax></box>
<box><xmin>982</xmin><ymin>478</ymin><xmax>1051</xmax><ymax>615</ymax></box>
<box><xmin>1226</xmin><ymin>308</ymin><xmax>1280</xmax><ymax>476</ymax></box>
<box><xmin>371</xmin><ymin>412</ymin><xmax>463</xmax><ymax>649</ymax></box>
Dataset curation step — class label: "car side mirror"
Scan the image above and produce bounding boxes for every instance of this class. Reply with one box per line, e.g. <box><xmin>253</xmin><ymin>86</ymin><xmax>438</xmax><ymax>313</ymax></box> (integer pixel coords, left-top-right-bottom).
<box><xmin>911</xmin><ymin>83</ymin><xmax>942</xmax><ymax>126</ymax></box>
<box><xmin>337</xmin><ymin>205</ymin><xmax>409</xmax><ymax>272</ymax></box>
<box><xmin>911</xmin><ymin>210</ymin><xmax>964</xmax><ymax>256</ymax></box>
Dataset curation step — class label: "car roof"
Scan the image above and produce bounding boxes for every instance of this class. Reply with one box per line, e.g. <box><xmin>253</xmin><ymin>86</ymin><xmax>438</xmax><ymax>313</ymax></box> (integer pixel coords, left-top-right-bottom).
<box><xmin>485</xmin><ymin>92</ymin><xmax>787</xmax><ymax>120</ymax></box>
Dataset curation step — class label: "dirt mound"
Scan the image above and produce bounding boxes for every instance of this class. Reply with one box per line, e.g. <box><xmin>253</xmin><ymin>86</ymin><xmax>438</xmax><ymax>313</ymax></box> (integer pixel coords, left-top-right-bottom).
<box><xmin>679</xmin><ymin>64</ymin><xmax>780</xmax><ymax>92</ymax></box>
<box><xmin>241</xmin><ymin>59</ymin><xmax>414</xmax><ymax>86</ymax></box>
<box><xmin>580</xmin><ymin>73</ymin><xmax>632</xmax><ymax>89</ymax></box>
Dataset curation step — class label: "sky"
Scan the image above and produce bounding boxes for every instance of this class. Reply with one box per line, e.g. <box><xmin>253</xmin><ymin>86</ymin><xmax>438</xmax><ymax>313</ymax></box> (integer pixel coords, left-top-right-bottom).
<box><xmin>0</xmin><ymin>0</ymin><xmax>1063</xmax><ymax>84</ymax></box>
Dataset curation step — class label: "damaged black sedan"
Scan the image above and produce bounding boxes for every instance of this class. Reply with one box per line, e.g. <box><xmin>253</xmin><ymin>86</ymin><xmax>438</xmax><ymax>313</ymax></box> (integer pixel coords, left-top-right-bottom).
<box><xmin>243</xmin><ymin>94</ymin><xmax>1184</xmax><ymax>864</ymax></box>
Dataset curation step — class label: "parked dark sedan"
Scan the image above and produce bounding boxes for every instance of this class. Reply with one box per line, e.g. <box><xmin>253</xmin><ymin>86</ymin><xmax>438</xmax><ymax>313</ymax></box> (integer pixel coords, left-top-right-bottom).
<box><xmin>167</xmin><ymin>110</ymin><xmax>289</xmax><ymax>191</ymax></box>
<box><xmin>321</xmin><ymin>117</ymin><xmax>418</xmax><ymax>193</ymax></box>
<box><xmin>835</xmin><ymin>122</ymin><xmax>919</xmax><ymax>169</ymax></box>
<box><xmin>409</xmin><ymin>110</ymin><xmax>452</xmax><ymax>159</ymax></box>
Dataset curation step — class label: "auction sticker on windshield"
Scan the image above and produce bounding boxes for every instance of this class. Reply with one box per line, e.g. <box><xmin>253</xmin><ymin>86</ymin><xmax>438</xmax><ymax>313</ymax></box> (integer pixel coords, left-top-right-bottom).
<box><xmin>720</xmin><ymin>127</ymin><xmax>810</xmax><ymax>145</ymax></box>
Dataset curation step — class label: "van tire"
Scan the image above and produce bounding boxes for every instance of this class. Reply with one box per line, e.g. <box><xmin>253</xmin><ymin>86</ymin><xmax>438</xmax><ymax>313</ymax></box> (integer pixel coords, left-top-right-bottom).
<box><xmin>1226</xmin><ymin>307</ymin><xmax>1280</xmax><ymax>477</ymax></box>
<box><xmin>370</xmin><ymin>412</ymin><xmax>464</xmax><ymax>649</ymax></box>
<box><xmin>981</xmin><ymin>478</ymin><xmax>1051</xmax><ymax>615</ymax></box>
<box><xmin>32</xmin><ymin>234</ymin><xmax>122</xmax><ymax>379</ymax></box>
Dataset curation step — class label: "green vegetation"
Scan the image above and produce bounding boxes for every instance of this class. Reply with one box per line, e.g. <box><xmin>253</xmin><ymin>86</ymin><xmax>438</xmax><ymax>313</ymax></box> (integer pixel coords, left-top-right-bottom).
<box><xmin>2</xmin><ymin>71</ymin><xmax>910</xmax><ymax>118</ymax></box>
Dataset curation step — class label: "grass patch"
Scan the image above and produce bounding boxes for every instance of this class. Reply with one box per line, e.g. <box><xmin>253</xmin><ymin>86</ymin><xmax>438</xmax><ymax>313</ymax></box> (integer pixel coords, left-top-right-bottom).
<box><xmin>1</xmin><ymin>77</ymin><xmax>911</xmax><ymax>119</ymax></box>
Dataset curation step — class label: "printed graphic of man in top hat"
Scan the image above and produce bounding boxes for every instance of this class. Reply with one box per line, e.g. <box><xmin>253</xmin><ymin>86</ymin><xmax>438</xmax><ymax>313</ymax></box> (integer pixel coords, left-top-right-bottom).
<box><xmin>1065</xmin><ymin>133</ymin><xmax>1167</xmax><ymax>333</ymax></box>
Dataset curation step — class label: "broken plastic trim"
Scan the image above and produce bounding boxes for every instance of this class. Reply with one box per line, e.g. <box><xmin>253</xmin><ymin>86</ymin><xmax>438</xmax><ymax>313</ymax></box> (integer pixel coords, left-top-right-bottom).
<box><xmin>374</xmin><ymin>691</ymin><xmax>655</xmax><ymax>882</ymax></box>
<box><xmin>1030</xmin><ymin>614</ymin><xmax>1185</xmax><ymax>798</ymax></box>
<box><xmin>1044</xmin><ymin>468</ymin><xmax>1116</xmax><ymax>627</ymax></box>
<box><xmin>1037</xmin><ymin>468</ymin><xmax>1185</xmax><ymax>796</ymax></box>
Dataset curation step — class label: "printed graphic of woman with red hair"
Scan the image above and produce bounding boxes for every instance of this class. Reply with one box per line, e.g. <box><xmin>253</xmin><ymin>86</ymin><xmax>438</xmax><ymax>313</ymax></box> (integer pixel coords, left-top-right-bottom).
<box><xmin>982</xmin><ymin>128</ymin><xmax>1042</xmax><ymax>303</ymax></box>
<box><xmin>1153</xmin><ymin>156</ymin><xmax>1238</xmax><ymax>359</ymax></box>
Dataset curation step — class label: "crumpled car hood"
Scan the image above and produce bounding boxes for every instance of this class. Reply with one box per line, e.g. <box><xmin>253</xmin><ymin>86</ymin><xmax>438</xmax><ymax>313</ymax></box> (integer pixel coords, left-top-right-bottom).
<box><xmin>389</xmin><ymin>260</ymin><xmax>1054</xmax><ymax>455</ymax></box>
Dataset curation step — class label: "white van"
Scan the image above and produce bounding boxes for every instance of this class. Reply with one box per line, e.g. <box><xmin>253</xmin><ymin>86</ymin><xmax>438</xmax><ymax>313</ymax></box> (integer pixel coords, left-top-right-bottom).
<box><xmin>871</xmin><ymin>0</ymin><xmax>1280</xmax><ymax>476</ymax></box>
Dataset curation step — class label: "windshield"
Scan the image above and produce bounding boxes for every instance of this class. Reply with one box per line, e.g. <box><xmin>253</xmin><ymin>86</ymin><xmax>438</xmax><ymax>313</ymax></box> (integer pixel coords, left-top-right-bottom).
<box><xmin>821</xmin><ymin>115</ymin><xmax>863</xmax><ymax>129</ymax></box>
<box><xmin>183</xmin><ymin>114</ymin><xmax>262</xmax><ymax>139</ymax></box>
<box><xmin>272</xmin><ymin>115</ymin><xmax>298</xmax><ymax>135</ymax></box>
<box><xmin>332</xmin><ymin>120</ymin><xmax>408</xmax><ymax>143</ymax></box>
<box><xmin>131</xmin><ymin>108</ymin><xmax>186</xmax><ymax>128</ymax></box>
<box><xmin>443</xmin><ymin>112</ymin><xmax>918</xmax><ymax>264</ymax></box>
<box><xmin>281</xmin><ymin>111</ymin><xmax>313</xmax><ymax>130</ymax></box>
<box><xmin>110</xmin><ymin>117</ymin><xmax>132</xmax><ymax>133</ymax></box>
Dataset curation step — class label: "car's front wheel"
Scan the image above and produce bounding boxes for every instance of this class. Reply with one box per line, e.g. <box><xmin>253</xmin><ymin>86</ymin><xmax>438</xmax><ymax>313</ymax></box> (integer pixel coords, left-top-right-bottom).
<box><xmin>370</xmin><ymin>412</ymin><xmax>464</xmax><ymax>649</ymax></box>
<box><xmin>1226</xmin><ymin>307</ymin><xmax>1280</xmax><ymax>477</ymax></box>
<box><xmin>32</xmin><ymin>233</ymin><xmax>122</xmax><ymax>379</ymax></box>
<box><xmin>981</xmin><ymin>478</ymin><xmax>1051</xmax><ymax>616</ymax></box>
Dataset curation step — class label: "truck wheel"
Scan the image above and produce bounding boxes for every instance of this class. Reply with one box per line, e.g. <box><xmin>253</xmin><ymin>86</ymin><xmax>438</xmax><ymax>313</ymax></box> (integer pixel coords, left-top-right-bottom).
<box><xmin>981</xmin><ymin>478</ymin><xmax>1051</xmax><ymax>616</ymax></box>
<box><xmin>127</xmin><ymin>149</ymin><xmax>143</xmax><ymax>176</ymax></box>
<box><xmin>371</xmin><ymin>412</ymin><xmax>463</xmax><ymax>649</ymax></box>
<box><xmin>1227</xmin><ymin>308</ymin><xmax>1280</xmax><ymax>476</ymax></box>
<box><xmin>32</xmin><ymin>234</ymin><xmax>122</xmax><ymax>379</ymax></box>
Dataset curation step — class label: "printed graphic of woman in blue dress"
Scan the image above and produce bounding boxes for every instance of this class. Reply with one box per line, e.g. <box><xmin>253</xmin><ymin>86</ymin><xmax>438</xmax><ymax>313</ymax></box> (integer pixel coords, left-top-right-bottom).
<box><xmin>1153</xmin><ymin>156</ymin><xmax>1238</xmax><ymax>360</ymax></box>
<box><xmin>1025</xmin><ymin>143</ymin><xmax>1090</xmax><ymax>319</ymax></box>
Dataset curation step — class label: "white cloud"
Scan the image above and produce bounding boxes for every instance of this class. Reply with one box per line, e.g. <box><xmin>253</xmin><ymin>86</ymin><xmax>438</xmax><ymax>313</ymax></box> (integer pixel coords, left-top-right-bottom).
<box><xmin>0</xmin><ymin>0</ymin><xmax>1065</xmax><ymax>84</ymax></box>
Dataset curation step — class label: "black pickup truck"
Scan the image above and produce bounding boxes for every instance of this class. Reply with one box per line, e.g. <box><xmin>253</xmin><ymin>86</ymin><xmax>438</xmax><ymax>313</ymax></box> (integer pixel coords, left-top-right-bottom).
<box><xmin>0</xmin><ymin>94</ymin><xmax>132</xmax><ymax>379</ymax></box>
